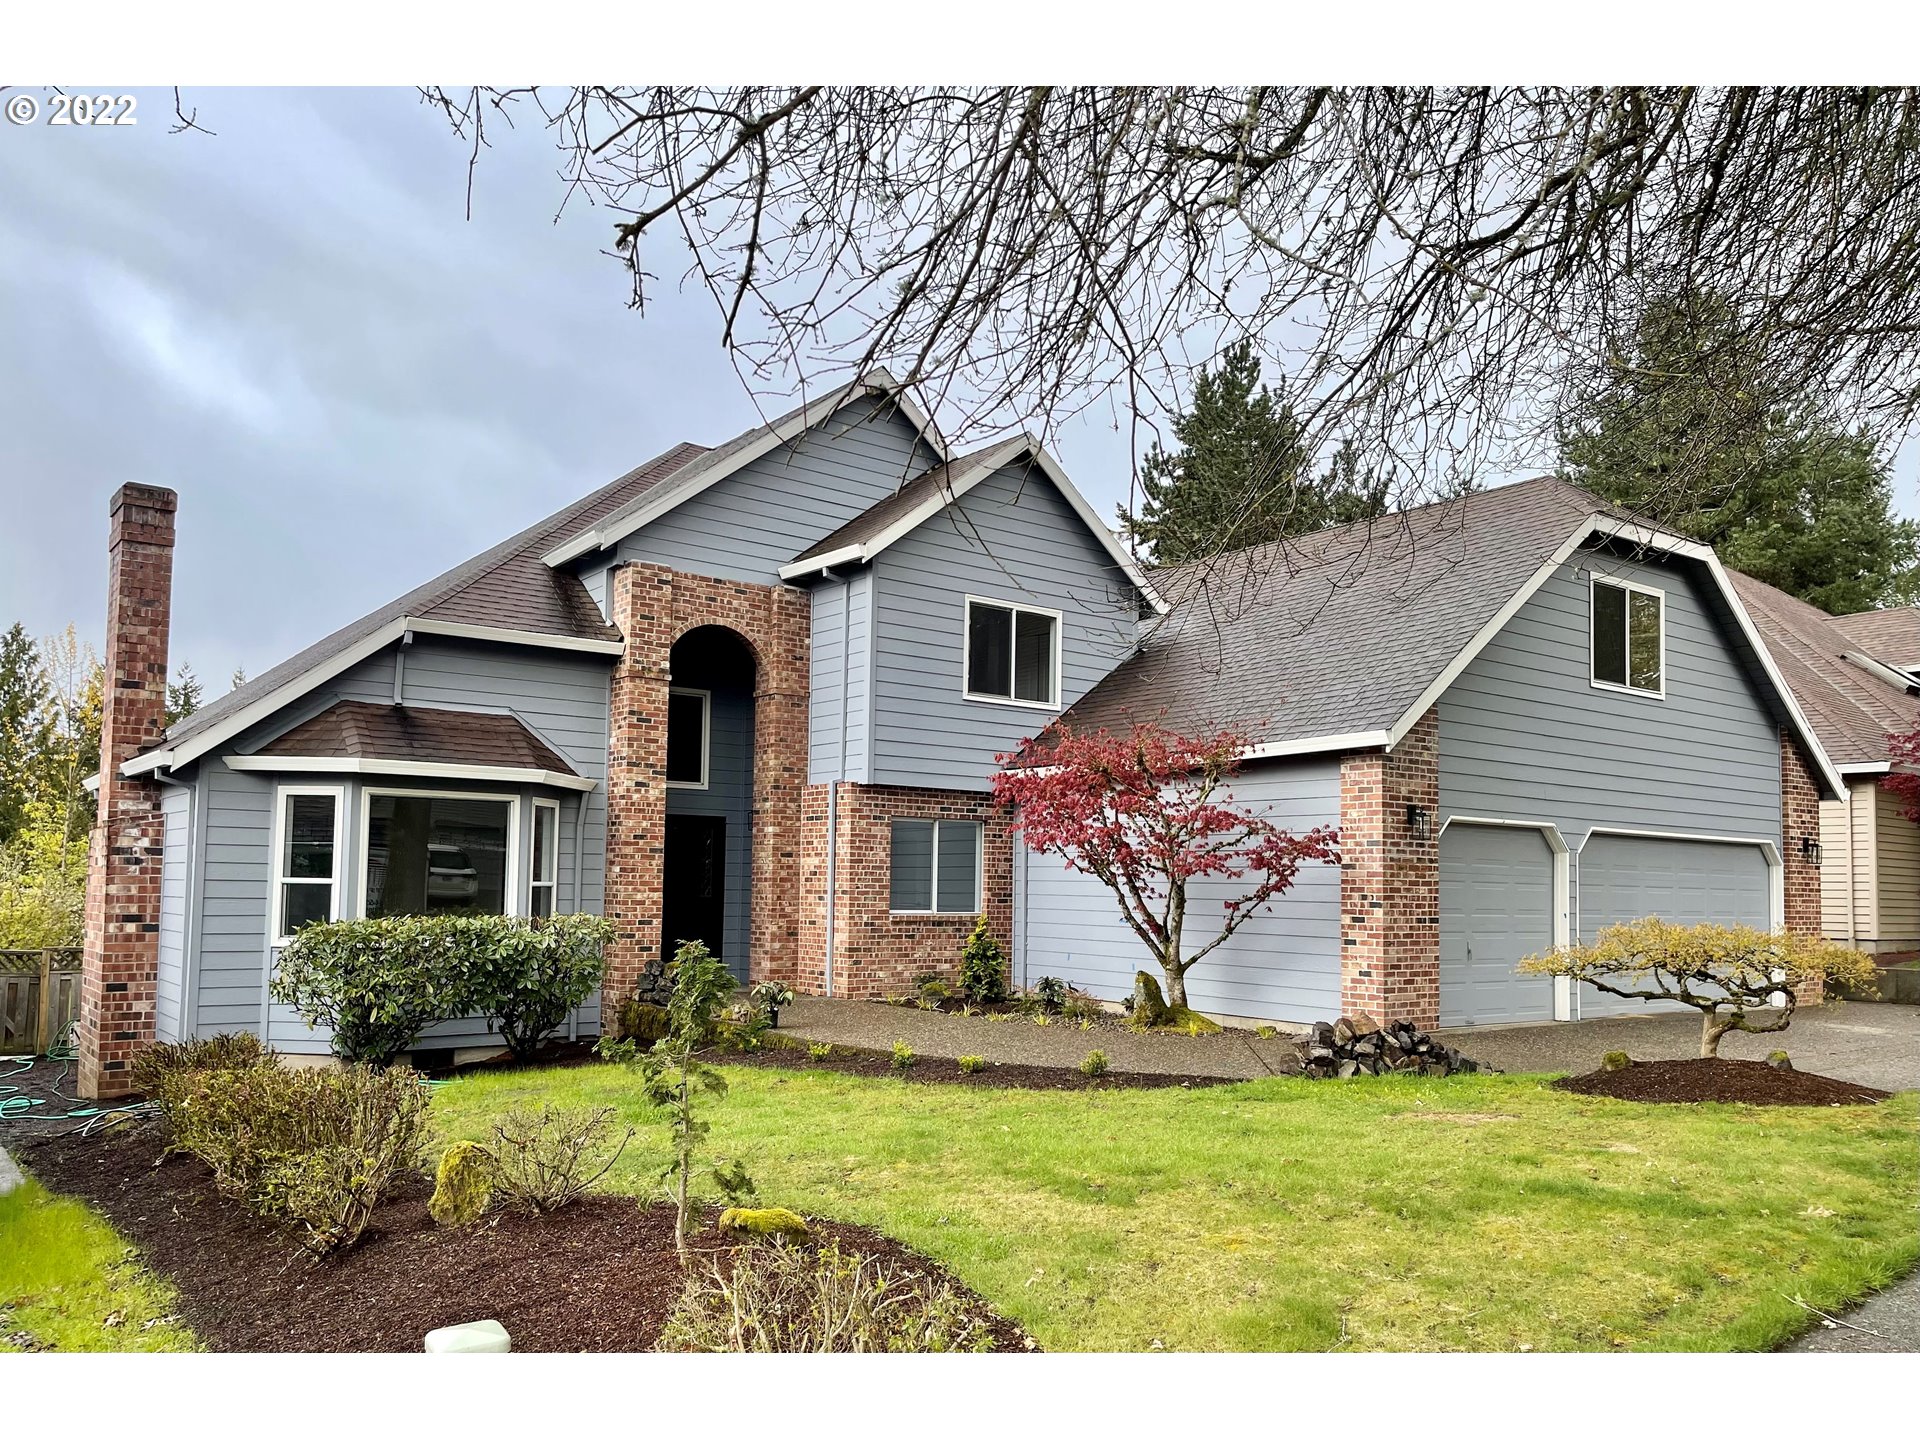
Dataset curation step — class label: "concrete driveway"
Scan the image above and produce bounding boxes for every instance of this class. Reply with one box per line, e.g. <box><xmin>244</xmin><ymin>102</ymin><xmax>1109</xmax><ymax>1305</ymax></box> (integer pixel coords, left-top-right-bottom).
<box><xmin>1439</xmin><ymin>1001</ymin><xmax>1920</xmax><ymax>1092</ymax></box>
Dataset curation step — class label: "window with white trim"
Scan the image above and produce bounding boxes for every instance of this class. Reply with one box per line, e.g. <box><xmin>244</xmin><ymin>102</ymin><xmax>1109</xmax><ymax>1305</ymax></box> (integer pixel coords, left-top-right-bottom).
<box><xmin>364</xmin><ymin>791</ymin><xmax>514</xmax><ymax>918</ymax></box>
<box><xmin>530</xmin><ymin>799</ymin><xmax>560</xmax><ymax>918</ymax></box>
<box><xmin>964</xmin><ymin>598</ymin><xmax>1059</xmax><ymax>706</ymax></box>
<box><xmin>1590</xmin><ymin>576</ymin><xmax>1664</xmax><ymax>695</ymax></box>
<box><xmin>666</xmin><ymin>688</ymin><xmax>709</xmax><ymax>788</ymax></box>
<box><xmin>272</xmin><ymin>786</ymin><xmax>341</xmax><ymax>944</ymax></box>
<box><xmin>889</xmin><ymin>819</ymin><xmax>983</xmax><ymax>913</ymax></box>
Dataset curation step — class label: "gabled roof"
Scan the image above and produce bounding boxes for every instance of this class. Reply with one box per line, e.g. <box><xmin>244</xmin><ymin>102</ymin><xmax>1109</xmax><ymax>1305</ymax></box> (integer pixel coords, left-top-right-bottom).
<box><xmin>130</xmin><ymin>442</ymin><xmax>704</xmax><ymax>775</ymax></box>
<box><xmin>778</xmin><ymin>436</ymin><xmax>1164</xmax><ymax>610</ymax></box>
<box><xmin>1732</xmin><ymin>574</ymin><xmax>1920</xmax><ymax>772</ymax></box>
<box><xmin>1829</xmin><ymin>605</ymin><xmax>1920</xmax><ymax>668</ymax></box>
<box><xmin>1056</xmin><ymin>476</ymin><xmax>1845</xmax><ymax>795</ymax></box>
<box><xmin>541</xmin><ymin>369</ymin><xmax>949</xmax><ymax>566</ymax></box>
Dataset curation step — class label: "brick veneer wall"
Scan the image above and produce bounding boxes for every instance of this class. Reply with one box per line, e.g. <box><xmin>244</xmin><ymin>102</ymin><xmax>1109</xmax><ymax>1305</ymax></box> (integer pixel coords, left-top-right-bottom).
<box><xmin>1781</xmin><ymin>728</ymin><xmax>1827</xmax><ymax>1006</ymax></box>
<box><xmin>78</xmin><ymin>484</ymin><xmax>176</xmax><ymax>1099</ymax></box>
<box><xmin>1337</xmin><ymin>709</ymin><xmax>1441</xmax><ymax>1026</ymax></box>
<box><xmin>797</xmin><ymin>782</ymin><xmax>1014</xmax><ymax>998</ymax></box>
<box><xmin>603</xmin><ymin>563</ymin><xmax>809</xmax><ymax>1017</ymax></box>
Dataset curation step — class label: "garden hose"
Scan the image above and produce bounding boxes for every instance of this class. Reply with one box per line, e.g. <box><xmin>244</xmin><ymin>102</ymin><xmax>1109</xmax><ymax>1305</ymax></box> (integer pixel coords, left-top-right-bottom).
<box><xmin>0</xmin><ymin>1051</ymin><xmax>155</xmax><ymax>1131</ymax></box>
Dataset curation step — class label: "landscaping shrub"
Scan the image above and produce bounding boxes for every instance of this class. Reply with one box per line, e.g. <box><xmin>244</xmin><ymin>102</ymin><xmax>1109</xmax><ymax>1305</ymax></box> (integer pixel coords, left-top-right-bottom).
<box><xmin>956</xmin><ymin>1054</ymin><xmax>987</xmax><ymax>1075</ymax></box>
<box><xmin>487</xmin><ymin>1104</ymin><xmax>631</xmax><ymax>1214</ymax></box>
<box><xmin>660</xmin><ymin>1240</ymin><xmax>994</xmax><ymax>1353</ymax></box>
<box><xmin>958</xmin><ymin>914</ymin><xmax>1008</xmax><ymax>1004</ymax></box>
<box><xmin>1080</xmin><ymin>1049</ymin><xmax>1109</xmax><ymax>1077</ymax></box>
<box><xmin>132</xmin><ymin>1031</ymin><xmax>276</xmax><ymax>1131</ymax></box>
<box><xmin>717</xmin><ymin>1206</ymin><xmax>811</xmax><ymax>1241</ymax></box>
<box><xmin>167</xmin><ymin>1062</ymin><xmax>430</xmax><ymax>1255</ymax></box>
<box><xmin>890</xmin><ymin>1041</ymin><xmax>916</xmax><ymax>1073</ymax></box>
<box><xmin>807</xmin><ymin>1042</ymin><xmax>833</xmax><ymax>1062</ymax></box>
<box><xmin>271</xmin><ymin>913</ymin><xmax>610</xmax><ymax>1065</ymax></box>
<box><xmin>1031</xmin><ymin>975</ymin><xmax>1067</xmax><ymax>1011</ymax></box>
<box><xmin>429</xmin><ymin>1141</ymin><xmax>496</xmax><ymax>1228</ymax></box>
<box><xmin>749</xmin><ymin>980</ymin><xmax>794</xmax><ymax>1028</ymax></box>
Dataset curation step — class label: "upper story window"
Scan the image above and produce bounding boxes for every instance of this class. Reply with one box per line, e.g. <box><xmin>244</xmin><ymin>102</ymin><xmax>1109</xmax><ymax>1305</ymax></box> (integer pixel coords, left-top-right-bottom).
<box><xmin>965</xmin><ymin>597</ymin><xmax>1060</xmax><ymax>708</ymax></box>
<box><xmin>666</xmin><ymin>688</ymin><xmax>710</xmax><ymax>788</ymax></box>
<box><xmin>1590</xmin><ymin>575</ymin><xmax>1664</xmax><ymax>697</ymax></box>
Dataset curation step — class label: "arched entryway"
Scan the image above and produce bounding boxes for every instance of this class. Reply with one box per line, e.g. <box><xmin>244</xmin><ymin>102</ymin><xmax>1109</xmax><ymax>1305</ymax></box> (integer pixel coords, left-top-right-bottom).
<box><xmin>663</xmin><ymin>625</ymin><xmax>757</xmax><ymax>980</ymax></box>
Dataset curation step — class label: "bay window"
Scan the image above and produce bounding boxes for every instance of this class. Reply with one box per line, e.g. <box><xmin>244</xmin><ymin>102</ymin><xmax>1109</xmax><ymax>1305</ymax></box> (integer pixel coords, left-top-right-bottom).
<box><xmin>363</xmin><ymin>791</ymin><xmax>514</xmax><ymax>919</ymax></box>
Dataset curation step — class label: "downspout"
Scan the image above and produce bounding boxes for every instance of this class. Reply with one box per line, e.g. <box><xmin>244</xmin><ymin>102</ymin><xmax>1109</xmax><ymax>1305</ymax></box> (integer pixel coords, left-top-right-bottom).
<box><xmin>394</xmin><ymin>629</ymin><xmax>411</xmax><ymax>705</ymax></box>
<box><xmin>822</xmin><ymin>567</ymin><xmax>855</xmax><ymax>997</ymax></box>
<box><xmin>569</xmin><ymin>793</ymin><xmax>587</xmax><ymax>1040</ymax></box>
<box><xmin>1844</xmin><ymin>780</ymin><xmax>1858</xmax><ymax>945</ymax></box>
<box><xmin>153</xmin><ymin>767</ymin><xmax>197</xmax><ymax>1042</ymax></box>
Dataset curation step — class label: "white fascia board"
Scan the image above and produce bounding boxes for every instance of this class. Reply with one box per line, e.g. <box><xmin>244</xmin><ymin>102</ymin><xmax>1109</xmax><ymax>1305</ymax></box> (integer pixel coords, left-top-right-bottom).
<box><xmin>1238</xmin><ymin>729</ymin><xmax>1391</xmax><ymax>761</ymax></box>
<box><xmin>81</xmin><ymin>772</ymin><xmax>101</xmax><ymax>794</ymax></box>
<box><xmin>1837</xmin><ymin>761</ymin><xmax>1893</xmax><ymax>776</ymax></box>
<box><xmin>223</xmin><ymin>754</ymin><xmax>597</xmax><ymax>792</ymax></box>
<box><xmin>122</xmin><ymin>616</ymin><xmax>623</xmax><ymax>778</ymax></box>
<box><xmin>544</xmin><ymin>369</ymin><xmax>950</xmax><ymax>567</ymax></box>
<box><xmin>1376</xmin><ymin>512</ymin><xmax>1852</xmax><ymax>799</ymax></box>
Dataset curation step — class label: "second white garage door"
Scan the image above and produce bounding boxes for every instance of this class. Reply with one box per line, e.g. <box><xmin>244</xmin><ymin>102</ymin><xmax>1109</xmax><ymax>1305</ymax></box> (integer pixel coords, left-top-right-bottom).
<box><xmin>1574</xmin><ymin>833</ymin><xmax>1774</xmax><ymax>1018</ymax></box>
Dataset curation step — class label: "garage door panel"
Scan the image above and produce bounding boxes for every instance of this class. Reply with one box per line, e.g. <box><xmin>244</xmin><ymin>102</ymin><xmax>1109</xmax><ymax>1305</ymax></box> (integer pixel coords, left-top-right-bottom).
<box><xmin>1575</xmin><ymin>834</ymin><xmax>1771</xmax><ymax>1018</ymax></box>
<box><xmin>1439</xmin><ymin>824</ymin><xmax>1556</xmax><ymax>1027</ymax></box>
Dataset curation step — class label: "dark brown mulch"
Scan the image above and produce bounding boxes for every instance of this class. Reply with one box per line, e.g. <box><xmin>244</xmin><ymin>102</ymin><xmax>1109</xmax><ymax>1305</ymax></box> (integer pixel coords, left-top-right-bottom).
<box><xmin>1552</xmin><ymin>1057</ymin><xmax>1891</xmax><ymax>1107</ymax></box>
<box><xmin>12</xmin><ymin>1122</ymin><xmax>1033</xmax><ymax>1353</ymax></box>
<box><xmin>740</xmin><ymin>1038</ymin><xmax>1235</xmax><ymax>1091</ymax></box>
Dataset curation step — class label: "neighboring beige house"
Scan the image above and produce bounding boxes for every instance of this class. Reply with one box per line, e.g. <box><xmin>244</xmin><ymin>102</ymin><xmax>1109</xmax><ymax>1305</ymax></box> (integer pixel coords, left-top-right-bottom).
<box><xmin>1734</xmin><ymin>576</ymin><xmax>1920</xmax><ymax>959</ymax></box>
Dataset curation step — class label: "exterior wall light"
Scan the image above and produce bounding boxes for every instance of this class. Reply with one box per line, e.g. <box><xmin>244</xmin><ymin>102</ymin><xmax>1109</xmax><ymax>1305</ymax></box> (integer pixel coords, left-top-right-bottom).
<box><xmin>1406</xmin><ymin>804</ymin><xmax>1432</xmax><ymax>840</ymax></box>
<box><xmin>1799</xmin><ymin>835</ymin><xmax>1822</xmax><ymax>867</ymax></box>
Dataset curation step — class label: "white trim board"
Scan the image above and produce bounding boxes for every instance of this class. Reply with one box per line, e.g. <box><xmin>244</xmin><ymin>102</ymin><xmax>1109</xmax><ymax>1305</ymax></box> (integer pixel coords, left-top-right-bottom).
<box><xmin>123</xmin><ymin>616</ymin><xmax>623</xmax><ymax>779</ymax></box>
<box><xmin>543</xmin><ymin>369</ymin><xmax>951</xmax><ymax>567</ymax></box>
<box><xmin>224</xmin><ymin>755</ymin><xmax>597</xmax><ymax>792</ymax></box>
<box><xmin>1438</xmin><ymin>814</ymin><xmax>1574</xmax><ymax>1020</ymax></box>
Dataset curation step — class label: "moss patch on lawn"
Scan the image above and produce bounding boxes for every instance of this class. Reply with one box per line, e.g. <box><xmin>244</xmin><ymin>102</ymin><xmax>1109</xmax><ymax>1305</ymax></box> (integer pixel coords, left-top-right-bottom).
<box><xmin>430</xmin><ymin>1064</ymin><xmax>1919</xmax><ymax>1353</ymax></box>
<box><xmin>0</xmin><ymin>1178</ymin><xmax>198</xmax><ymax>1353</ymax></box>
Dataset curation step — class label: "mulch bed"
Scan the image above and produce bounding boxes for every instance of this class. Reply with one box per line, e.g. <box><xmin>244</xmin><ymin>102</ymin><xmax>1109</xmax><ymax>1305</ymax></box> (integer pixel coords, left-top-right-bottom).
<box><xmin>11</xmin><ymin>1122</ymin><xmax>1033</xmax><ymax>1353</ymax></box>
<box><xmin>1552</xmin><ymin>1058</ymin><xmax>1891</xmax><ymax>1107</ymax></box>
<box><xmin>744</xmin><ymin>1038</ymin><xmax>1237</xmax><ymax>1090</ymax></box>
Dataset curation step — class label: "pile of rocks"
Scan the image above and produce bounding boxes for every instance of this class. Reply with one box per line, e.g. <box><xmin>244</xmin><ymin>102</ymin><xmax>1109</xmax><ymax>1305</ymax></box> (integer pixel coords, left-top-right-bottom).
<box><xmin>1299</xmin><ymin>1013</ymin><xmax>1488</xmax><ymax>1079</ymax></box>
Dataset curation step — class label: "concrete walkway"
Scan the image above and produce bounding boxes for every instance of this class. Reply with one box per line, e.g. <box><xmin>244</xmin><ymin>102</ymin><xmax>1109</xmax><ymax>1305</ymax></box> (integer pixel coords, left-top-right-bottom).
<box><xmin>777</xmin><ymin>996</ymin><xmax>1302</xmax><ymax>1078</ymax></box>
<box><xmin>0</xmin><ymin>1143</ymin><xmax>24</xmax><ymax>1197</ymax></box>
<box><xmin>1439</xmin><ymin>1001</ymin><xmax>1920</xmax><ymax>1092</ymax></box>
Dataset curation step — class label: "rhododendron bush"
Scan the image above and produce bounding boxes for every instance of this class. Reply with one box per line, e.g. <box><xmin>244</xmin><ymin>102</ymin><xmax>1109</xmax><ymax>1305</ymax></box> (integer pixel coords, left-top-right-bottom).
<box><xmin>992</xmin><ymin>723</ymin><xmax>1338</xmax><ymax>1009</ymax></box>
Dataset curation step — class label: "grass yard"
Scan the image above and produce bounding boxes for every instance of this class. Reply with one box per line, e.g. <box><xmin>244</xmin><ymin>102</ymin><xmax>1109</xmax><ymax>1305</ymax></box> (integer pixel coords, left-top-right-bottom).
<box><xmin>434</xmin><ymin>1064</ymin><xmax>1920</xmax><ymax>1352</ymax></box>
<box><xmin>0</xmin><ymin>1178</ymin><xmax>198</xmax><ymax>1353</ymax></box>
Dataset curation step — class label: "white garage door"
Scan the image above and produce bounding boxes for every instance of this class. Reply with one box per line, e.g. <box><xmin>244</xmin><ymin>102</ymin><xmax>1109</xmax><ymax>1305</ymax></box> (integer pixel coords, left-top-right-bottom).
<box><xmin>1575</xmin><ymin>833</ymin><xmax>1773</xmax><ymax>1018</ymax></box>
<box><xmin>1439</xmin><ymin>823</ymin><xmax>1557</xmax><ymax>1026</ymax></box>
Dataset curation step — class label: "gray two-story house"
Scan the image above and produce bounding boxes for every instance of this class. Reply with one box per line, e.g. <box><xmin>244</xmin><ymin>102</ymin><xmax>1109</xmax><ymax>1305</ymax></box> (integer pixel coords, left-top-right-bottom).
<box><xmin>74</xmin><ymin>373</ymin><xmax>1842</xmax><ymax>1095</ymax></box>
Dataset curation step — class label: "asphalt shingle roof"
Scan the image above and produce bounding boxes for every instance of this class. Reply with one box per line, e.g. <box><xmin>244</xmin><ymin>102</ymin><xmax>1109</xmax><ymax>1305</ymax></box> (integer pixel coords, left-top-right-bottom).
<box><xmin>1060</xmin><ymin>476</ymin><xmax>1631</xmax><ymax>745</ymax></box>
<box><xmin>788</xmin><ymin>441</ymin><xmax>1020</xmax><ymax>566</ymax></box>
<box><xmin>1829</xmin><ymin>606</ymin><xmax>1920</xmax><ymax>667</ymax></box>
<box><xmin>1731</xmin><ymin>574</ymin><xmax>1920</xmax><ymax>767</ymax></box>
<box><xmin>162</xmin><ymin>442</ymin><xmax>706</xmax><ymax>751</ymax></box>
<box><xmin>255</xmin><ymin>701</ymin><xmax>579</xmax><ymax>775</ymax></box>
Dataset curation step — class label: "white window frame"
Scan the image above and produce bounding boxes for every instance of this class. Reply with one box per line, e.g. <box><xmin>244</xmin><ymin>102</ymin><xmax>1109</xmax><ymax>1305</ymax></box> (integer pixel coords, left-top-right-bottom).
<box><xmin>888</xmin><ymin>818</ymin><xmax>986</xmax><ymax>916</ymax></box>
<box><xmin>665</xmin><ymin>686</ymin><xmax>711</xmax><ymax>790</ymax></box>
<box><xmin>269</xmin><ymin>783</ymin><xmax>345</xmax><ymax>945</ymax></box>
<box><xmin>356</xmin><ymin>787</ymin><xmax>523</xmax><ymax>920</ymax></box>
<box><xmin>529</xmin><ymin>798</ymin><xmax>561</xmax><ymax>918</ymax></box>
<box><xmin>1587</xmin><ymin>573</ymin><xmax>1667</xmax><ymax>700</ymax></box>
<box><xmin>961</xmin><ymin>595</ymin><xmax>1063</xmax><ymax>711</ymax></box>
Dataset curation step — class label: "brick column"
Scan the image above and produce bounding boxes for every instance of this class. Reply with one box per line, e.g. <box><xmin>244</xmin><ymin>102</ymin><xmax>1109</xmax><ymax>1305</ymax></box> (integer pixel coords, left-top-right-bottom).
<box><xmin>1337</xmin><ymin>708</ymin><xmax>1440</xmax><ymax>1026</ymax></box>
<box><xmin>600</xmin><ymin>564</ymin><xmax>811</xmax><ymax>1026</ymax></box>
<box><xmin>1780</xmin><ymin>729</ymin><xmax>1826</xmax><ymax>1007</ymax></box>
<box><xmin>79</xmin><ymin>484</ymin><xmax>176</xmax><ymax>1098</ymax></box>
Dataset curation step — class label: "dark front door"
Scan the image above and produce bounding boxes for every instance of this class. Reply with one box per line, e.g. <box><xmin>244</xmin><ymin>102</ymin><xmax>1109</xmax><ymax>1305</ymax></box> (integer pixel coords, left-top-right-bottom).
<box><xmin>662</xmin><ymin>814</ymin><xmax>727</xmax><ymax>967</ymax></box>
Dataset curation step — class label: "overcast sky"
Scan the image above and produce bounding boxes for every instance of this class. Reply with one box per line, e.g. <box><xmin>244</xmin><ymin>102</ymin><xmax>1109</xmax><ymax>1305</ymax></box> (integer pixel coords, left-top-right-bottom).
<box><xmin>2</xmin><ymin>86</ymin><xmax>1915</xmax><ymax>692</ymax></box>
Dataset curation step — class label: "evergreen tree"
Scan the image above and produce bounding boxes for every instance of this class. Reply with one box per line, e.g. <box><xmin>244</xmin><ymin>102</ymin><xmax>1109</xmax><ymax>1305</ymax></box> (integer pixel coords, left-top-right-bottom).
<box><xmin>230</xmin><ymin>665</ymin><xmax>248</xmax><ymax>692</ymax></box>
<box><xmin>0</xmin><ymin>622</ymin><xmax>51</xmax><ymax>844</ymax></box>
<box><xmin>166</xmin><ymin>662</ymin><xmax>204</xmax><ymax>727</ymax></box>
<box><xmin>1121</xmin><ymin>342</ymin><xmax>1386</xmax><ymax>565</ymax></box>
<box><xmin>1561</xmin><ymin>294</ymin><xmax>1920</xmax><ymax>613</ymax></box>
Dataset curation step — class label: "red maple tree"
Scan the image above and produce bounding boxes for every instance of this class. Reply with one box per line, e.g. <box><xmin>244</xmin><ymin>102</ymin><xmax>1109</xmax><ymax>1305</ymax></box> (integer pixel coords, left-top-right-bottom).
<box><xmin>993</xmin><ymin>722</ymin><xmax>1340</xmax><ymax>1009</ymax></box>
<box><xmin>1887</xmin><ymin>723</ymin><xmax>1920</xmax><ymax>823</ymax></box>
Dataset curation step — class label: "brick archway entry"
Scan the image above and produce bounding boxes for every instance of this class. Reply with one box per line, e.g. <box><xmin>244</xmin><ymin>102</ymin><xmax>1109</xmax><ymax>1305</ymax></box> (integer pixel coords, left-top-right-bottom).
<box><xmin>603</xmin><ymin>563</ymin><xmax>809</xmax><ymax>1018</ymax></box>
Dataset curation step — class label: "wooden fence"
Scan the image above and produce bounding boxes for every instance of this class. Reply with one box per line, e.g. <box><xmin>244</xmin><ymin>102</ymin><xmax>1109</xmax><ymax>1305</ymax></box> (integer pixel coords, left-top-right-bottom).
<box><xmin>0</xmin><ymin>948</ymin><xmax>83</xmax><ymax>1055</ymax></box>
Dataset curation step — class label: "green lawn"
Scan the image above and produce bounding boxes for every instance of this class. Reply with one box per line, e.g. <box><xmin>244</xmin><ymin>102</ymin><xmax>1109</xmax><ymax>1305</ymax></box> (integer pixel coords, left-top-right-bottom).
<box><xmin>434</xmin><ymin>1063</ymin><xmax>1920</xmax><ymax>1352</ymax></box>
<box><xmin>0</xmin><ymin>1179</ymin><xmax>198</xmax><ymax>1353</ymax></box>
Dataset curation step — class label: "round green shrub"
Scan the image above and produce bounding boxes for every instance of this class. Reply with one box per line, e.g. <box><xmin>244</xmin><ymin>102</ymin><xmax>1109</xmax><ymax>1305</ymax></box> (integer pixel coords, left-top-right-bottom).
<box><xmin>718</xmin><ymin>1206</ymin><xmax>812</xmax><ymax>1241</ymax></box>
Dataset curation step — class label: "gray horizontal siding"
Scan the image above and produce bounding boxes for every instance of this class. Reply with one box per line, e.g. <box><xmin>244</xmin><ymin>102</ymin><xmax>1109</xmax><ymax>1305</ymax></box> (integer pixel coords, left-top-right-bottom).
<box><xmin>155</xmin><ymin>783</ymin><xmax>189</xmax><ymax>1044</ymax></box>
<box><xmin>1438</xmin><ymin>547</ymin><xmax>1784</xmax><ymax>950</ymax></box>
<box><xmin>1014</xmin><ymin>760</ymin><xmax>1343</xmax><ymax>1024</ymax></box>
<box><xmin>611</xmin><ymin>395</ymin><xmax>942</xmax><ymax>586</ymax></box>
<box><xmin>868</xmin><ymin>463</ymin><xmax>1139</xmax><ymax>792</ymax></box>
<box><xmin>808</xmin><ymin>570</ymin><xmax>873</xmax><ymax>784</ymax></box>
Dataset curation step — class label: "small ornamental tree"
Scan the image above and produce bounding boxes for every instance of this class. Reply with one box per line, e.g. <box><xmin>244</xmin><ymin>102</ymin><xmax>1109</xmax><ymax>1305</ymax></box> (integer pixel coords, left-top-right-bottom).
<box><xmin>1886</xmin><ymin>723</ymin><xmax>1920</xmax><ymax>823</ymax></box>
<box><xmin>992</xmin><ymin>723</ymin><xmax>1339</xmax><ymax>1011</ymax></box>
<box><xmin>1518</xmin><ymin>918</ymin><xmax>1878</xmax><ymax>1057</ymax></box>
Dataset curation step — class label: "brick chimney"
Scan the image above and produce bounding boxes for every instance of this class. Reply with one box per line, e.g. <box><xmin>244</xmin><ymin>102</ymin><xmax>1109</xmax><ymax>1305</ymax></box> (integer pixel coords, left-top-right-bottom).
<box><xmin>77</xmin><ymin>483</ymin><xmax>177</xmax><ymax>1099</ymax></box>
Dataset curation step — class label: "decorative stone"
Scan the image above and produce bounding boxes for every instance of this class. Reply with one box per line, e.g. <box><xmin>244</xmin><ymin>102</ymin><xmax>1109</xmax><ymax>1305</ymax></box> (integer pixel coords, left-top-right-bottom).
<box><xmin>424</xmin><ymin>1319</ymin><xmax>511</xmax><ymax>1353</ymax></box>
<box><xmin>1601</xmin><ymin>1050</ymin><xmax>1632</xmax><ymax>1073</ymax></box>
<box><xmin>1130</xmin><ymin>971</ymin><xmax>1168</xmax><ymax>1028</ymax></box>
<box><xmin>1767</xmin><ymin>1050</ymin><xmax>1793</xmax><ymax>1071</ymax></box>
